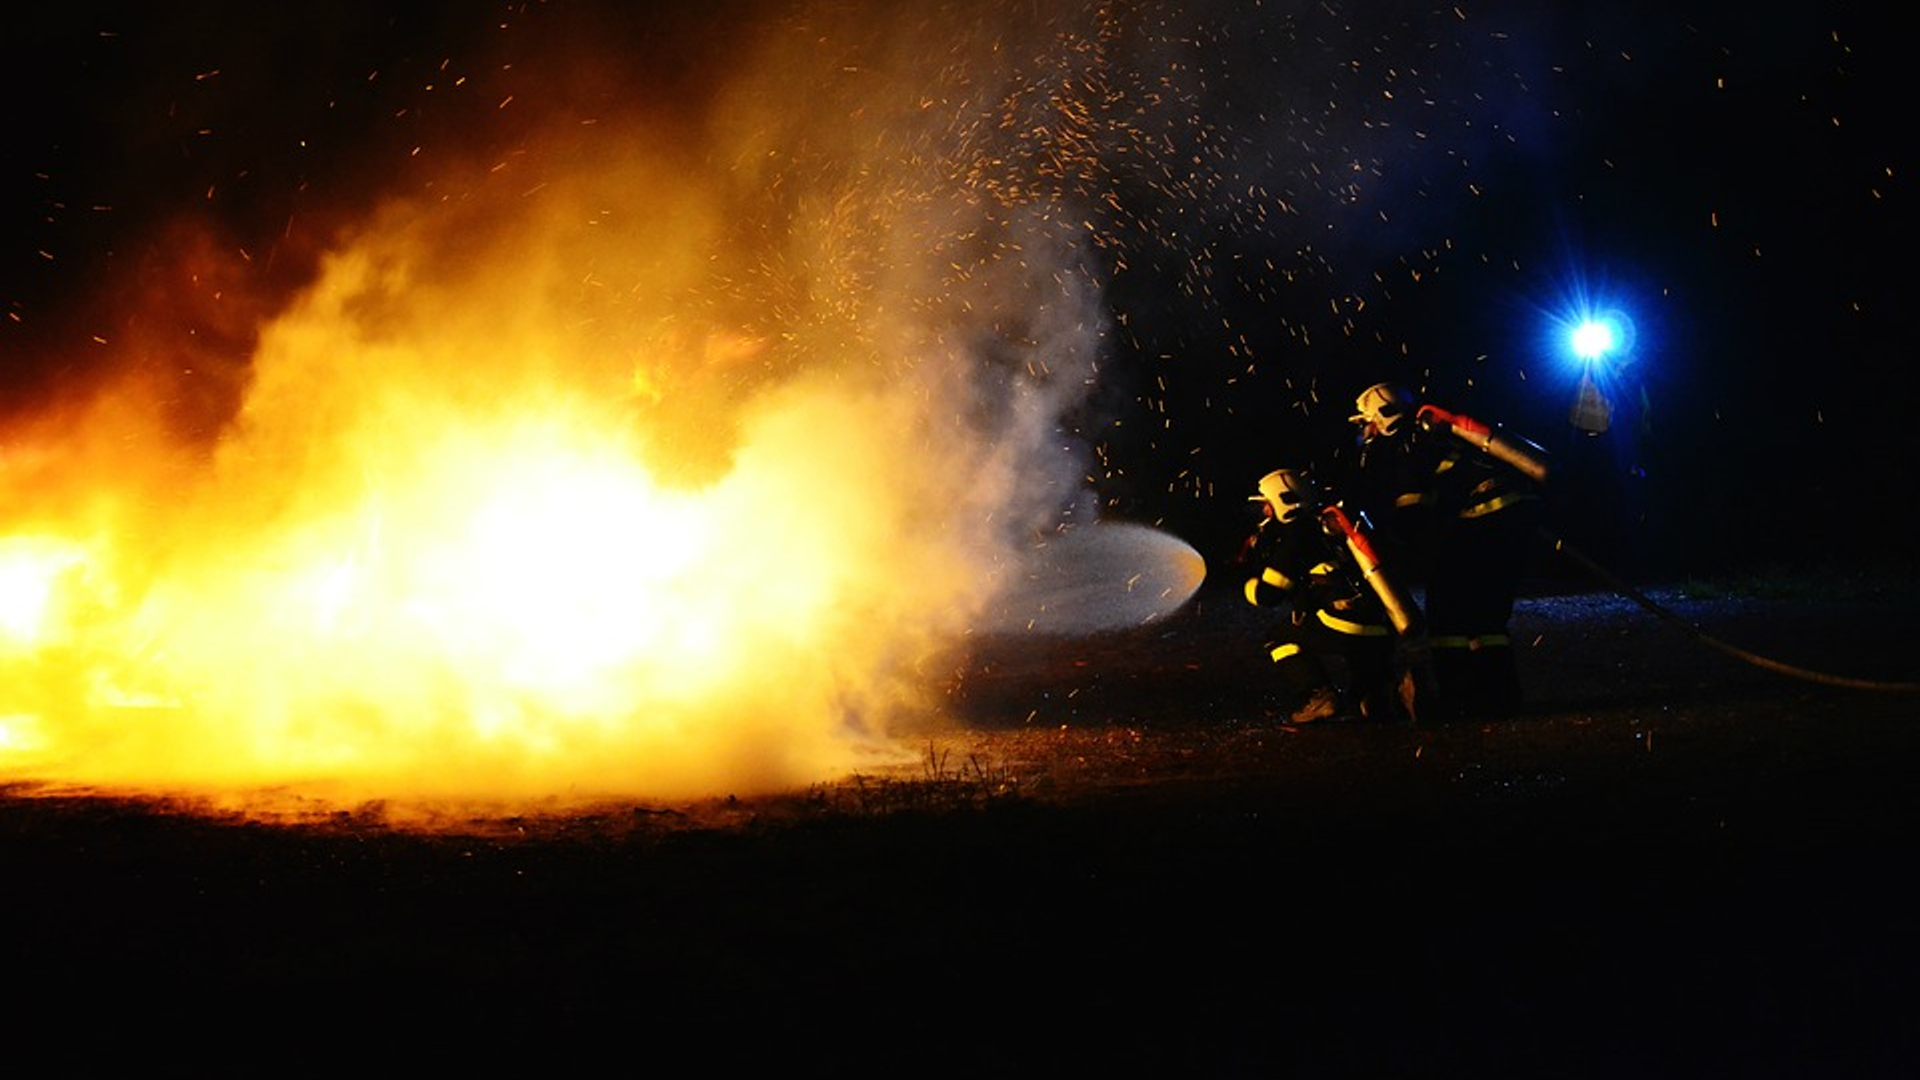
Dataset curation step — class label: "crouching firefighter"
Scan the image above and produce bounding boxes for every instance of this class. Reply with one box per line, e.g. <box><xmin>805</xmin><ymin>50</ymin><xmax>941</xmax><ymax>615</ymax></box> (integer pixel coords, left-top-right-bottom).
<box><xmin>1239</xmin><ymin>467</ymin><xmax>1421</xmax><ymax>723</ymax></box>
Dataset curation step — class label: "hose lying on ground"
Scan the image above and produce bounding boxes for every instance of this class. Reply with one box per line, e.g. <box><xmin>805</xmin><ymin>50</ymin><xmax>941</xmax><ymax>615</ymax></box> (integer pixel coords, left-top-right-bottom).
<box><xmin>1547</xmin><ymin>534</ymin><xmax>1920</xmax><ymax>694</ymax></box>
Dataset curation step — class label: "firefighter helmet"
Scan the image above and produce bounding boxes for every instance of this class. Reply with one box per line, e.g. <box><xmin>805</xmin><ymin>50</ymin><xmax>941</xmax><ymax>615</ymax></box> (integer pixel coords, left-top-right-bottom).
<box><xmin>1350</xmin><ymin>382</ymin><xmax>1412</xmax><ymax>438</ymax></box>
<box><xmin>1254</xmin><ymin>468</ymin><xmax>1313</xmax><ymax>524</ymax></box>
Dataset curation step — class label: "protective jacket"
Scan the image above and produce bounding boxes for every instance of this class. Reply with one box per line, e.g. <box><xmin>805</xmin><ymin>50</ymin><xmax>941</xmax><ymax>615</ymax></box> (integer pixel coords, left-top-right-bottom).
<box><xmin>1350</xmin><ymin>419</ymin><xmax>1539</xmax><ymax>578</ymax></box>
<box><xmin>1243</xmin><ymin>515</ymin><xmax>1391</xmax><ymax>634</ymax></box>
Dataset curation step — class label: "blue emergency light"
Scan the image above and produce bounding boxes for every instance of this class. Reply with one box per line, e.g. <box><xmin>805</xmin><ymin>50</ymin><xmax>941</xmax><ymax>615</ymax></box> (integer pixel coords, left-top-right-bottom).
<box><xmin>1570</xmin><ymin>319</ymin><xmax>1615</xmax><ymax>361</ymax></box>
<box><xmin>1540</xmin><ymin>290</ymin><xmax>1638</xmax><ymax>434</ymax></box>
<box><xmin>1561</xmin><ymin>309</ymin><xmax>1634</xmax><ymax>369</ymax></box>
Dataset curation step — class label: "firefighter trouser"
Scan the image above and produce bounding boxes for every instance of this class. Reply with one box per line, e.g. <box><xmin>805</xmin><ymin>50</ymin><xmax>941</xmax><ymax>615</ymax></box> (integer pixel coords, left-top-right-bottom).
<box><xmin>1266</xmin><ymin>607</ymin><xmax>1397</xmax><ymax>708</ymax></box>
<box><xmin>1426</xmin><ymin>633</ymin><xmax>1519</xmax><ymax>719</ymax></box>
<box><xmin>1424</xmin><ymin>503</ymin><xmax>1539</xmax><ymax>717</ymax></box>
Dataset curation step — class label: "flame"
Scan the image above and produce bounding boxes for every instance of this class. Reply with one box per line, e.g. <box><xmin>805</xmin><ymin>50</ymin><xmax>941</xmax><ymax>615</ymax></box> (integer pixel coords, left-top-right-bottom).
<box><xmin>0</xmin><ymin>3</ymin><xmax>1210</xmax><ymax>817</ymax></box>
<box><xmin>0</xmin><ymin>538</ymin><xmax>87</xmax><ymax>643</ymax></box>
<box><xmin>0</xmin><ymin>173</ymin><xmax>1017</xmax><ymax>813</ymax></box>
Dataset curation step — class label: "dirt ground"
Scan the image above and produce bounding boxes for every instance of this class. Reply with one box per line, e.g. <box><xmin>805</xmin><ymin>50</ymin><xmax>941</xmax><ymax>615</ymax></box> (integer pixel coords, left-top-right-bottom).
<box><xmin>3</xmin><ymin>570</ymin><xmax>1918</xmax><ymax>1075</ymax></box>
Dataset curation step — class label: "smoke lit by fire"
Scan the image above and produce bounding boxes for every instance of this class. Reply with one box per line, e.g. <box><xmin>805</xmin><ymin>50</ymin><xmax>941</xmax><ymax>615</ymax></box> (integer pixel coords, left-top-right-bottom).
<box><xmin>0</xmin><ymin>3</ymin><xmax>1223</xmax><ymax>813</ymax></box>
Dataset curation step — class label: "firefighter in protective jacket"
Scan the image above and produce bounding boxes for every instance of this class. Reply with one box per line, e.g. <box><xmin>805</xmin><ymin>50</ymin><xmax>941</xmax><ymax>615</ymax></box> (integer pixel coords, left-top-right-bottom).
<box><xmin>1346</xmin><ymin>382</ymin><xmax>1547</xmax><ymax>720</ymax></box>
<box><xmin>1239</xmin><ymin>467</ymin><xmax>1406</xmax><ymax>723</ymax></box>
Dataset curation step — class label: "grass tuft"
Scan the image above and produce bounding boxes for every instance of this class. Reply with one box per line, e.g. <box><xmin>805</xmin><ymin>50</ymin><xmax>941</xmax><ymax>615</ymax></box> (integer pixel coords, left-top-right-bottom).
<box><xmin>811</xmin><ymin>742</ymin><xmax>1021</xmax><ymax>817</ymax></box>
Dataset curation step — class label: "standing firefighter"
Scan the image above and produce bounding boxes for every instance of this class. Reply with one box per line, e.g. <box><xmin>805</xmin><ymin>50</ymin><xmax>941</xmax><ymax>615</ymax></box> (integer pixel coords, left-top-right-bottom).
<box><xmin>1347</xmin><ymin>382</ymin><xmax>1548</xmax><ymax>720</ymax></box>
<box><xmin>1239</xmin><ymin>467</ymin><xmax>1413</xmax><ymax>723</ymax></box>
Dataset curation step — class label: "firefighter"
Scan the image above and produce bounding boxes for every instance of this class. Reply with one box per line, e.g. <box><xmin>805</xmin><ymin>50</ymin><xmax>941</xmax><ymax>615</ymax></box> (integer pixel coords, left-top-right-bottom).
<box><xmin>1239</xmin><ymin>467</ymin><xmax>1406</xmax><ymax>723</ymax></box>
<box><xmin>1346</xmin><ymin>382</ymin><xmax>1547</xmax><ymax>720</ymax></box>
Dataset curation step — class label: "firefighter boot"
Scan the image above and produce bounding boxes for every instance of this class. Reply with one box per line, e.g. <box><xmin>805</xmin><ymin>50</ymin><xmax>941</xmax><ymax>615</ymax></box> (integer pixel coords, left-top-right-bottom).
<box><xmin>1395</xmin><ymin>668</ymin><xmax>1421</xmax><ymax>724</ymax></box>
<box><xmin>1288</xmin><ymin>686</ymin><xmax>1341</xmax><ymax>724</ymax></box>
<box><xmin>1357</xmin><ymin>683</ymin><xmax>1409</xmax><ymax>723</ymax></box>
<box><xmin>1396</xmin><ymin>640</ymin><xmax>1439</xmax><ymax>724</ymax></box>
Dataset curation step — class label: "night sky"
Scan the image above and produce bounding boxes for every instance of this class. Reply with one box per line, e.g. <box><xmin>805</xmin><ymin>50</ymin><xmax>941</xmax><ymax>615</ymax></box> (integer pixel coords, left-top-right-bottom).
<box><xmin>4</xmin><ymin>1</ymin><xmax>1912</xmax><ymax>581</ymax></box>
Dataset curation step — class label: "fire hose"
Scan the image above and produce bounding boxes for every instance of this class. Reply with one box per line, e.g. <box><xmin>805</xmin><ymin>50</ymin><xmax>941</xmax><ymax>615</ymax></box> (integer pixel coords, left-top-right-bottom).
<box><xmin>1412</xmin><ymin>401</ymin><xmax>1913</xmax><ymax>692</ymax></box>
<box><xmin>1322</xmin><ymin>394</ymin><xmax>1912</xmax><ymax>693</ymax></box>
<box><xmin>1319</xmin><ymin>504</ymin><xmax>1421</xmax><ymax>636</ymax></box>
<box><xmin>1416</xmin><ymin>404</ymin><xmax>1551</xmax><ymax>485</ymax></box>
<box><xmin>1547</xmin><ymin>531</ymin><xmax>1920</xmax><ymax>694</ymax></box>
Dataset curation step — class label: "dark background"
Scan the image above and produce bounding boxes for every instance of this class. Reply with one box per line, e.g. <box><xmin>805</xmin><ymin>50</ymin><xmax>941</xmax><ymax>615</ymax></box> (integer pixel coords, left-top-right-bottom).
<box><xmin>3</xmin><ymin>10</ymin><xmax>1916</xmax><ymax>1071</ymax></box>
<box><xmin>4</xmin><ymin>1</ymin><xmax>1912</xmax><ymax>580</ymax></box>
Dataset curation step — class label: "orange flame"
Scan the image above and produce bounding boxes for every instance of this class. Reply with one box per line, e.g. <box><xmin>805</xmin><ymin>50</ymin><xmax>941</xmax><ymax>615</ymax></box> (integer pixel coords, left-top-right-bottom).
<box><xmin>1</xmin><ymin>5</ymin><xmax>1208</xmax><ymax>818</ymax></box>
<box><xmin>0</xmin><ymin>175</ymin><xmax>1023</xmax><ymax>814</ymax></box>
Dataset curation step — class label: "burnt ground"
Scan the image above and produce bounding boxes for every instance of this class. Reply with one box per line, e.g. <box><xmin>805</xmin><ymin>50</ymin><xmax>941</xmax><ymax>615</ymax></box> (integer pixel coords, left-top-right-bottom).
<box><xmin>3</xmin><ymin>569</ymin><xmax>1919</xmax><ymax>1075</ymax></box>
